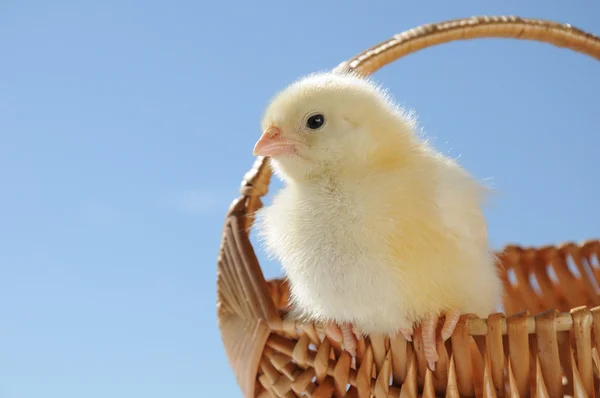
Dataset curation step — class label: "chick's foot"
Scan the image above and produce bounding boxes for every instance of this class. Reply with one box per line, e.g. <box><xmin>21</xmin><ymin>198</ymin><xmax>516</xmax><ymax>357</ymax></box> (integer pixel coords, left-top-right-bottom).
<box><xmin>403</xmin><ymin>309</ymin><xmax>461</xmax><ymax>371</ymax></box>
<box><xmin>324</xmin><ymin>321</ymin><xmax>358</xmax><ymax>357</ymax></box>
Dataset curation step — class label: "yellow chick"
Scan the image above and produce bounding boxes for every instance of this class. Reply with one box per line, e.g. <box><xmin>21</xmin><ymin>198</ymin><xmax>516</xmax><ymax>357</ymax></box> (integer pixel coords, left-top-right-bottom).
<box><xmin>253</xmin><ymin>71</ymin><xmax>503</xmax><ymax>370</ymax></box>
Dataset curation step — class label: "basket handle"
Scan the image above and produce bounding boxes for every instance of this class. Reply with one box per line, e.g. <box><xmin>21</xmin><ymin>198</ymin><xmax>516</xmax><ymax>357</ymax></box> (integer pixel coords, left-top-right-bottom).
<box><xmin>240</xmin><ymin>16</ymin><xmax>600</xmax><ymax>217</ymax></box>
<box><xmin>333</xmin><ymin>15</ymin><xmax>600</xmax><ymax>75</ymax></box>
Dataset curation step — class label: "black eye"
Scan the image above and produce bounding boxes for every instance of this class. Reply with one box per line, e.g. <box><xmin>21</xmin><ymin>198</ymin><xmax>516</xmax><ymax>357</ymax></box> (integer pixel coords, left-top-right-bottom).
<box><xmin>306</xmin><ymin>114</ymin><xmax>325</xmax><ymax>130</ymax></box>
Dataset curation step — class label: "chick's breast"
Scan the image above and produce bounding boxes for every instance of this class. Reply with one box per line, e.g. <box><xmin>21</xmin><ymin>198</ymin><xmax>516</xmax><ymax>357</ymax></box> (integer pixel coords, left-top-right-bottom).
<box><xmin>256</xmin><ymin>177</ymin><xmax>420</xmax><ymax>334</ymax></box>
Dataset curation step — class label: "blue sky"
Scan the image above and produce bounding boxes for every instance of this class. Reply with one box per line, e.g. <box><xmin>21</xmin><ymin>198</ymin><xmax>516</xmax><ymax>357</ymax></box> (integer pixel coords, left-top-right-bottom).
<box><xmin>1</xmin><ymin>0</ymin><xmax>598</xmax><ymax>397</ymax></box>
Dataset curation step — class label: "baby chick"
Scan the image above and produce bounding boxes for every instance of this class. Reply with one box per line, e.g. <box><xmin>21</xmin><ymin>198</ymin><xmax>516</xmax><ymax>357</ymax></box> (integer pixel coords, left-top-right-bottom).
<box><xmin>253</xmin><ymin>71</ymin><xmax>502</xmax><ymax>370</ymax></box>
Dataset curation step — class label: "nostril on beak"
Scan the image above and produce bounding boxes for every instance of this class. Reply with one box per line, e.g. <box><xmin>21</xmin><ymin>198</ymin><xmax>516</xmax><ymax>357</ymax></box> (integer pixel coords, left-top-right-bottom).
<box><xmin>265</xmin><ymin>126</ymin><xmax>281</xmax><ymax>138</ymax></box>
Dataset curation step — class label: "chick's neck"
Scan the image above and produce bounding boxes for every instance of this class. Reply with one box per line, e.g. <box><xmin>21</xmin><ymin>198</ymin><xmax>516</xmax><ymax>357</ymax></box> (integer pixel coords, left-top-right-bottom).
<box><xmin>302</xmin><ymin>147</ymin><xmax>417</xmax><ymax>186</ymax></box>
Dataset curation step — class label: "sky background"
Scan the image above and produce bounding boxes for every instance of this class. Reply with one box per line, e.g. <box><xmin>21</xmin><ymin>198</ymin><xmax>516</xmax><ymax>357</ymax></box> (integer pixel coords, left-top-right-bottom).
<box><xmin>1</xmin><ymin>0</ymin><xmax>599</xmax><ymax>397</ymax></box>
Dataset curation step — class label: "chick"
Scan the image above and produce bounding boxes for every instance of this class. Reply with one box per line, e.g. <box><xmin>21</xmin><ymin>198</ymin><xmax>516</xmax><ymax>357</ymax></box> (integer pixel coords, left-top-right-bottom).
<box><xmin>253</xmin><ymin>71</ymin><xmax>502</xmax><ymax>370</ymax></box>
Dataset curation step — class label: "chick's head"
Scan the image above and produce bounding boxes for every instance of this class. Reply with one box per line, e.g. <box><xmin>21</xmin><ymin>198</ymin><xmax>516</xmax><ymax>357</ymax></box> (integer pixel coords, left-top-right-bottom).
<box><xmin>254</xmin><ymin>72</ymin><xmax>417</xmax><ymax>182</ymax></box>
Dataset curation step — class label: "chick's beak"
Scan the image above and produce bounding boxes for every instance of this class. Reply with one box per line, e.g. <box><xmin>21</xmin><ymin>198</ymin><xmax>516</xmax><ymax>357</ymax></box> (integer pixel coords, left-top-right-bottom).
<box><xmin>253</xmin><ymin>126</ymin><xmax>298</xmax><ymax>157</ymax></box>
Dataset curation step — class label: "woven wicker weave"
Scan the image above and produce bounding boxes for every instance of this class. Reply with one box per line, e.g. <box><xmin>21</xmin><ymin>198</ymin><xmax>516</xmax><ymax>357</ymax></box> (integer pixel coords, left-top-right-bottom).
<box><xmin>217</xmin><ymin>16</ymin><xmax>600</xmax><ymax>397</ymax></box>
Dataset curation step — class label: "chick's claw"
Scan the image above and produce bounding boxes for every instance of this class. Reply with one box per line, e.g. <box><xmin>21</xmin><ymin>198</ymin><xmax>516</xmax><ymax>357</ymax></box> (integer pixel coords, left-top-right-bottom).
<box><xmin>421</xmin><ymin>315</ymin><xmax>439</xmax><ymax>371</ymax></box>
<box><xmin>399</xmin><ymin>327</ymin><xmax>413</xmax><ymax>342</ymax></box>
<box><xmin>441</xmin><ymin>308</ymin><xmax>461</xmax><ymax>341</ymax></box>
<box><xmin>408</xmin><ymin>309</ymin><xmax>462</xmax><ymax>371</ymax></box>
<box><xmin>324</xmin><ymin>321</ymin><xmax>358</xmax><ymax>357</ymax></box>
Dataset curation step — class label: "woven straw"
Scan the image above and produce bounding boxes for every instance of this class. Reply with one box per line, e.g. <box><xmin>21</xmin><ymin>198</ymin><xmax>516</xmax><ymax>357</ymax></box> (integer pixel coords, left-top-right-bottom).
<box><xmin>217</xmin><ymin>16</ymin><xmax>600</xmax><ymax>397</ymax></box>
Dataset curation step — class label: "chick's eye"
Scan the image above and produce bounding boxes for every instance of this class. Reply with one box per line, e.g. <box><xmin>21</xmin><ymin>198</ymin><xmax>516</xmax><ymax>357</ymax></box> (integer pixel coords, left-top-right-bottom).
<box><xmin>306</xmin><ymin>114</ymin><xmax>325</xmax><ymax>130</ymax></box>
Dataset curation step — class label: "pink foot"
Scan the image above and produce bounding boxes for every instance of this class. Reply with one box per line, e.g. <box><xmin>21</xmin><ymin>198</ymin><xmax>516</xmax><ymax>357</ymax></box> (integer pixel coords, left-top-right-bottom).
<box><xmin>402</xmin><ymin>309</ymin><xmax>461</xmax><ymax>371</ymax></box>
<box><xmin>324</xmin><ymin>321</ymin><xmax>358</xmax><ymax>357</ymax></box>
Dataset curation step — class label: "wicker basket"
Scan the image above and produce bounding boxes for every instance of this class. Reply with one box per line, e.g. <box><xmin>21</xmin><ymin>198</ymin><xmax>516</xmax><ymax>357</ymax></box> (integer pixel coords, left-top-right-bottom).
<box><xmin>217</xmin><ymin>16</ymin><xmax>600</xmax><ymax>397</ymax></box>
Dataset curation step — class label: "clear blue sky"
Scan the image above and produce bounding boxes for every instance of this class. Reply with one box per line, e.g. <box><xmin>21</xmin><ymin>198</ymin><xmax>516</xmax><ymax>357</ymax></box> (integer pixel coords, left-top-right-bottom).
<box><xmin>1</xmin><ymin>0</ymin><xmax>598</xmax><ymax>397</ymax></box>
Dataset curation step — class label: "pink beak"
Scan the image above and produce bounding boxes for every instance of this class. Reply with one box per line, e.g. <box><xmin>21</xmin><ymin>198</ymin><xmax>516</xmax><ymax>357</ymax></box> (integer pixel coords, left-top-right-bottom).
<box><xmin>253</xmin><ymin>126</ymin><xmax>298</xmax><ymax>157</ymax></box>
